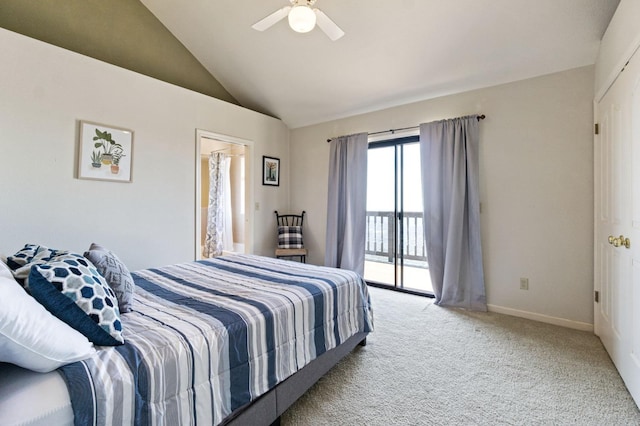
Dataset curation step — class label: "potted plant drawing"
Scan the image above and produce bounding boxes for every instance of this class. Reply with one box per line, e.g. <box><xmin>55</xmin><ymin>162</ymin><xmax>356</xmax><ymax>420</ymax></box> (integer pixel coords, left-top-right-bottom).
<box><xmin>93</xmin><ymin>128</ymin><xmax>122</xmax><ymax>165</ymax></box>
<box><xmin>110</xmin><ymin>149</ymin><xmax>124</xmax><ymax>174</ymax></box>
<box><xmin>90</xmin><ymin>150</ymin><xmax>103</xmax><ymax>168</ymax></box>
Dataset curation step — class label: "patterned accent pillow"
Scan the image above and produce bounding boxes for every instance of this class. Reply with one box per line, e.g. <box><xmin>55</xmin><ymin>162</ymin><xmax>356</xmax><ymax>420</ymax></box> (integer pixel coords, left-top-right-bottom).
<box><xmin>278</xmin><ymin>225</ymin><xmax>304</xmax><ymax>249</ymax></box>
<box><xmin>28</xmin><ymin>253</ymin><xmax>124</xmax><ymax>346</ymax></box>
<box><xmin>84</xmin><ymin>243</ymin><xmax>134</xmax><ymax>313</ymax></box>
<box><xmin>6</xmin><ymin>244</ymin><xmax>69</xmax><ymax>289</ymax></box>
<box><xmin>0</xmin><ymin>260</ymin><xmax>95</xmax><ymax>372</ymax></box>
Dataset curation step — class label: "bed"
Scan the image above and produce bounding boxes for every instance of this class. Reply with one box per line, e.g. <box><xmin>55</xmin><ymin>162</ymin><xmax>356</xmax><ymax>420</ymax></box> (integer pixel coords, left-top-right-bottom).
<box><xmin>0</xmin><ymin>253</ymin><xmax>373</xmax><ymax>426</ymax></box>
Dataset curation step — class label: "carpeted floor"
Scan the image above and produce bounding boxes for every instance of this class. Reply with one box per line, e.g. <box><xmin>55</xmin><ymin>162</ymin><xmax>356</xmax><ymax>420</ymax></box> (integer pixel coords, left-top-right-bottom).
<box><xmin>281</xmin><ymin>287</ymin><xmax>640</xmax><ymax>425</ymax></box>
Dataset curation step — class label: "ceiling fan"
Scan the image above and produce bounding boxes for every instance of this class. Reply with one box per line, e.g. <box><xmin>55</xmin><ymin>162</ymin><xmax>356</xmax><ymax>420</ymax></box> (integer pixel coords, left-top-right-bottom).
<box><xmin>252</xmin><ymin>0</ymin><xmax>345</xmax><ymax>41</ymax></box>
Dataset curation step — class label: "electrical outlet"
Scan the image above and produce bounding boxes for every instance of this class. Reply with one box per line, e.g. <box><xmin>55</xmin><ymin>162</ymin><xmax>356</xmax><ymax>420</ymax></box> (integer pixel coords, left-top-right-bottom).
<box><xmin>520</xmin><ymin>277</ymin><xmax>529</xmax><ymax>290</ymax></box>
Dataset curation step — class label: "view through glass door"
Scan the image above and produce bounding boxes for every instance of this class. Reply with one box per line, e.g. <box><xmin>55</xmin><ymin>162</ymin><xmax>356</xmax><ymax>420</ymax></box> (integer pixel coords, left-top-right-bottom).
<box><xmin>364</xmin><ymin>137</ymin><xmax>432</xmax><ymax>293</ymax></box>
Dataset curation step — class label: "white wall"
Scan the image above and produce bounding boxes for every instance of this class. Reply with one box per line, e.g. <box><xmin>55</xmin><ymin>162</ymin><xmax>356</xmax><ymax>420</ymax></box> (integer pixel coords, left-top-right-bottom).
<box><xmin>0</xmin><ymin>28</ymin><xmax>289</xmax><ymax>270</ymax></box>
<box><xmin>594</xmin><ymin>0</ymin><xmax>640</xmax><ymax>101</ymax></box>
<box><xmin>290</xmin><ymin>66</ymin><xmax>595</xmax><ymax>329</ymax></box>
<box><xmin>0</xmin><ymin>26</ymin><xmax>598</xmax><ymax>329</ymax></box>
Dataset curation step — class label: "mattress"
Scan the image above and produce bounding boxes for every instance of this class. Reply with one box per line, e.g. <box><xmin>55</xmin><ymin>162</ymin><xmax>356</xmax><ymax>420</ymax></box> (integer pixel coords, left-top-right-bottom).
<box><xmin>0</xmin><ymin>363</ymin><xmax>73</xmax><ymax>426</ymax></box>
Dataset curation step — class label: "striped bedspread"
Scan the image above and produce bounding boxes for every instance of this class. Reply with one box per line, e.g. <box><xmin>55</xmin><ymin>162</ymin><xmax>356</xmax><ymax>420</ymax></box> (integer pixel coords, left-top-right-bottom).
<box><xmin>59</xmin><ymin>255</ymin><xmax>373</xmax><ymax>426</ymax></box>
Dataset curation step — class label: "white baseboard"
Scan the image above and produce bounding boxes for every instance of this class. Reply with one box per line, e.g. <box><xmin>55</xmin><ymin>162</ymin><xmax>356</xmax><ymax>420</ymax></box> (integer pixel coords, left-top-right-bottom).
<box><xmin>487</xmin><ymin>304</ymin><xmax>594</xmax><ymax>332</ymax></box>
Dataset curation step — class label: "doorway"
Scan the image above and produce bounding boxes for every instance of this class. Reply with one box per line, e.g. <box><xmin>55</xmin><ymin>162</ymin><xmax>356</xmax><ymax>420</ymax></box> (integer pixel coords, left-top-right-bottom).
<box><xmin>196</xmin><ymin>130</ymin><xmax>253</xmax><ymax>260</ymax></box>
<box><xmin>363</xmin><ymin>136</ymin><xmax>432</xmax><ymax>294</ymax></box>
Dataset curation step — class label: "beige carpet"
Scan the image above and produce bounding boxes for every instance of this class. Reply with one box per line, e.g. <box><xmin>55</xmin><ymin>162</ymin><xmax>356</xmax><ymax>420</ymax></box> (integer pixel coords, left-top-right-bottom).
<box><xmin>281</xmin><ymin>287</ymin><xmax>640</xmax><ymax>425</ymax></box>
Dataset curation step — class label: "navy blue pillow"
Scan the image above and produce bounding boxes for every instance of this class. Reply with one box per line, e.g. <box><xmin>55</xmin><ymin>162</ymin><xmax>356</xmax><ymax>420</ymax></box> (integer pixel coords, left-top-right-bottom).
<box><xmin>28</xmin><ymin>253</ymin><xmax>124</xmax><ymax>346</ymax></box>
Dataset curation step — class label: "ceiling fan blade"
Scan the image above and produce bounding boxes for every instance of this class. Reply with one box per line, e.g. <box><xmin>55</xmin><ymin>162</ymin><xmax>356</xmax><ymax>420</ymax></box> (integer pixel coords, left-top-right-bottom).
<box><xmin>252</xmin><ymin>6</ymin><xmax>292</xmax><ymax>31</ymax></box>
<box><xmin>314</xmin><ymin>9</ymin><xmax>344</xmax><ymax>41</ymax></box>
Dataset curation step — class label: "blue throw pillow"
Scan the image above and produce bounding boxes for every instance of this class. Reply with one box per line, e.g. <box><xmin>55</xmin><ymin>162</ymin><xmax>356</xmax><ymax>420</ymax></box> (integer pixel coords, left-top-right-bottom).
<box><xmin>28</xmin><ymin>253</ymin><xmax>124</xmax><ymax>346</ymax></box>
<box><xmin>5</xmin><ymin>243</ymin><xmax>41</xmax><ymax>270</ymax></box>
<box><xmin>6</xmin><ymin>244</ymin><xmax>69</xmax><ymax>289</ymax></box>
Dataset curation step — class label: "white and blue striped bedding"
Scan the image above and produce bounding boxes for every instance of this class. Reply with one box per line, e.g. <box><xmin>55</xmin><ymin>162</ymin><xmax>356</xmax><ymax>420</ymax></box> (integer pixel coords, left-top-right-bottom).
<box><xmin>58</xmin><ymin>254</ymin><xmax>373</xmax><ymax>426</ymax></box>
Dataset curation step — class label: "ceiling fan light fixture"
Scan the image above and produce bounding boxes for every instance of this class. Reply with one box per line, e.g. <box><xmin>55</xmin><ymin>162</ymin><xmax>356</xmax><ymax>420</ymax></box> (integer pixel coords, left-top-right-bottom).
<box><xmin>288</xmin><ymin>5</ymin><xmax>316</xmax><ymax>33</ymax></box>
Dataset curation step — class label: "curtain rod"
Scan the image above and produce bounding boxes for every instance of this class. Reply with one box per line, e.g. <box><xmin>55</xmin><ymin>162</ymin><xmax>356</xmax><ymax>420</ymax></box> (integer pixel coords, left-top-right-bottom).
<box><xmin>326</xmin><ymin>114</ymin><xmax>485</xmax><ymax>143</ymax></box>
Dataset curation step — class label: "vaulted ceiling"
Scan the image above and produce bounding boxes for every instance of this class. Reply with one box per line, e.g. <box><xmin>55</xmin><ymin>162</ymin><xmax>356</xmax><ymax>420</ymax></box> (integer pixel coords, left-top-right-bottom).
<box><xmin>141</xmin><ymin>0</ymin><xmax>619</xmax><ymax>128</ymax></box>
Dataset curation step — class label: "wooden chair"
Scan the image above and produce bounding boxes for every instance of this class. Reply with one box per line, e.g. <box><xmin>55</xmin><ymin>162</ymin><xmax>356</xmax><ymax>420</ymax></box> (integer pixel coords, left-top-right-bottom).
<box><xmin>274</xmin><ymin>211</ymin><xmax>308</xmax><ymax>263</ymax></box>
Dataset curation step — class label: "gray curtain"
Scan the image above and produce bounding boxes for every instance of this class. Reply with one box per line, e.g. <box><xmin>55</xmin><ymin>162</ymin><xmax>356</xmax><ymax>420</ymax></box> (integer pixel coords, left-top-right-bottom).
<box><xmin>203</xmin><ymin>152</ymin><xmax>228</xmax><ymax>258</ymax></box>
<box><xmin>419</xmin><ymin>115</ymin><xmax>486</xmax><ymax>311</ymax></box>
<box><xmin>325</xmin><ymin>133</ymin><xmax>368</xmax><ymax>275</ymax></box>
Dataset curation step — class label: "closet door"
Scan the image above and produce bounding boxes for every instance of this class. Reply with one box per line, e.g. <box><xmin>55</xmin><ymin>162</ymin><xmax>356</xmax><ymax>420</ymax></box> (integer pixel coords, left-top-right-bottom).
<box><xmin>594</xmin><ymin>48</ymin><xmax>640</xmax><ymax>406</ymax></box>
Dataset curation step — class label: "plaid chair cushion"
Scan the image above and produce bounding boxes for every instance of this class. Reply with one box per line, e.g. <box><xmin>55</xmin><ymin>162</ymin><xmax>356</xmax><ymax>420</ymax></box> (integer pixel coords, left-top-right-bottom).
<box><xmin>278</xmin><ymin>226</ymin><xmax>304</xmax><ymax>249</ymax></box>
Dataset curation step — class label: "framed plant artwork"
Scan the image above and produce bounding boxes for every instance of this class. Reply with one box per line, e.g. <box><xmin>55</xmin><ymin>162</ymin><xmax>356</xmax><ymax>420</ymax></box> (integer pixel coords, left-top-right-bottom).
<box><xmin>77</xmin><ymin>120</ymin><xmax>134</xmax><ymax>183</ymax></box>
<box><xmin>262</xmin><ymin>156</ymin><xmax>280</xmax><ymax>186</ymax></box>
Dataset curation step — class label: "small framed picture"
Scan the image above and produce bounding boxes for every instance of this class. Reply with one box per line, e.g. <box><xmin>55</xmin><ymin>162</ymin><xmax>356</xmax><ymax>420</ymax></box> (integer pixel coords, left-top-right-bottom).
<box><xmin>262</xmin><ymin>156</ymin><xmax>280</xmax><ymax>186</ymax></box>
<box><xmin>78</xmin><ymin>120</ymin><xmax>134</xmax><ymax>183</ymax></box>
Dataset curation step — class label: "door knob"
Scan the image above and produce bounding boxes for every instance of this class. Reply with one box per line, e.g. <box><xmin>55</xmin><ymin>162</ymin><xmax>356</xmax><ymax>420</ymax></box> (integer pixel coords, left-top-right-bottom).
<box><xmin>622</xmin><ymin>237</ymin><xmax>631</xmax><ymax>249</ymax></box>
<box><xmin>617</xmin><ymin>235</ymin><xmax>631</xmax><ymax>249</ymax></box>
<box><xmin>607</xmin><ymin>235</ymin><xmax>631</xmax><ymax>248</ymax></box>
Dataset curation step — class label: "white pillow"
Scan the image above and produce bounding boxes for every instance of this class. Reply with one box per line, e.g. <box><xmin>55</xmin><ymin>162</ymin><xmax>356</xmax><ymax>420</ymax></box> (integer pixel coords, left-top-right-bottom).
<box><xmin>0</xmin><ymin>261</ymin><xmax>96</xmax><ymax>373</ymax></box>
<box><xmin>0</xmin><ymin>258</ymin><xmax>12</xmax><ymax>279</ymax></box>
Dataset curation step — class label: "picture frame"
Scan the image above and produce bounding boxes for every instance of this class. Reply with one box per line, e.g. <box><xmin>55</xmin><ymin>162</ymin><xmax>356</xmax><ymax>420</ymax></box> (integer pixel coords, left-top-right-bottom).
<box><xmin>78</xmin><ymin>120</ymin><xmax>134</xmax><ymax>183</ymax></box>
<box><xmin>262</xmin><ymin>156</ymin><xmax>280</xmax><ymax>186</ymax></box>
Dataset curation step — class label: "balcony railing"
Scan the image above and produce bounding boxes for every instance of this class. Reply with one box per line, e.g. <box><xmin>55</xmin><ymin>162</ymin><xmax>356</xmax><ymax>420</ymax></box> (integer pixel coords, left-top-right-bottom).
<box><xmin>365</xmin><ymin>211</ymin><xmax>427</xmax><ymax>263</ymax></box>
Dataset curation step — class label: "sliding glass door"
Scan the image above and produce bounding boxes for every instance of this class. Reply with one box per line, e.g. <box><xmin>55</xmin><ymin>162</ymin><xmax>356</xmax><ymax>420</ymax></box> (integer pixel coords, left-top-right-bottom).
<box><xmin>363</xmin><ymin>137</ymin><xmax>432</xmax><ymax>293</ymax></box>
